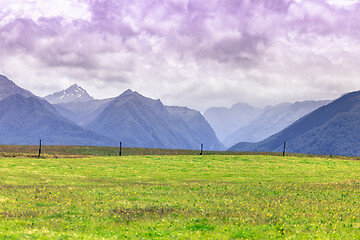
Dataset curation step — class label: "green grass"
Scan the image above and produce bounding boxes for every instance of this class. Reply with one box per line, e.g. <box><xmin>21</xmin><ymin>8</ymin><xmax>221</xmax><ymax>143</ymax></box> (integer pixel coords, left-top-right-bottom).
<box><xmin>0</xmin><ymin>144</ymin><xmax>237</xmax><ymax>157</ymax></box>
<box><xmin>0</xmin><ymin>144</ymin><xmax>341</xmax><ymax>158</ymax></box>
<box><xmin>1</xmin><ymin>155</ymin><xmax>360</xmax><ymax>239</ymax></box>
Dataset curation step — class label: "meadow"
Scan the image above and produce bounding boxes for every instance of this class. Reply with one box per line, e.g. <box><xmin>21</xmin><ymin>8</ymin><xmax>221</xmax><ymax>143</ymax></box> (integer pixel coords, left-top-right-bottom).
<box><xmin>1</xmin><ymin>154</ymin><xmax>360</xmax><ymax>239</ymax></box>
<box><xmin>0</xmin><ymin>144</ymin><xmax>289</xmax><ymax>157</ymax></box>
<box><xmin>1</xmin><ymin>144</ymin><xmax>355</xmax><ymax>161</ymax></box>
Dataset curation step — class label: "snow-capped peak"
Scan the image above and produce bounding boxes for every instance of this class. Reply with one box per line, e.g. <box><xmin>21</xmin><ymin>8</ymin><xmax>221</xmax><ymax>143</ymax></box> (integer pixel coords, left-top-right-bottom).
<box><xmin>44</xmin><ymin>84</ymin><xmax>94</xmax><ymax>104</ymax></box>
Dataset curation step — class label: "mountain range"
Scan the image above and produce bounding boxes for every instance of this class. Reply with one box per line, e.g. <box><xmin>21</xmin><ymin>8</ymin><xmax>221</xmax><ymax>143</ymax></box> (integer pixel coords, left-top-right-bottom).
<box><xmin>228</xmin><ymin>91</ymin><xmax>360</xmax><ymax>156</ymax></box>
<box><xmin>0</xmin><ymin>75</ymin><xmax>223</xmax><ymax>150</ymax></box>
<box><xmin>5</xmin><ymin>73</ymin><xmax>360</xmax><ymax>156</ymax></box>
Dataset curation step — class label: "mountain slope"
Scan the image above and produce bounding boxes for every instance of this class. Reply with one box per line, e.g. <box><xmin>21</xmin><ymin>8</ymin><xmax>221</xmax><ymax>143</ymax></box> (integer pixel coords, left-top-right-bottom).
<box><xmin>0</xmin><ymin>94</ymin><xmax>116</xmax><ymax>146</ymax></box>
<box><xmin>203</xmin><ymin>103</ymin><xmax>262</xmax><ymax>141</ymax></box>
<box><xmin>166</xmin><ymin>106</ymin><xmax>224</xmax><ymax>150</ymax></box>
<box><xmin>224</xmin><ymin>100</ymin><xmax>331</xmax><ymax>147</ymax></box>
<box><xmin>228</xmin><ymin>91</ymin><xmax>360</xmax><ymax>156</ymax></box>
<box><xmin>44</xmin><ymin>84</ymin><xmax>94</xmax><ymax>104</ymax></box>
<box><xmin>0</xmin><ymin>75</ymin><xmax>35</xmax><ymax>100</ymax></box>
<box><xmin>86</xmin><ymin>90</ymin><xmax>223</xmax><ymax>150</ymax></box>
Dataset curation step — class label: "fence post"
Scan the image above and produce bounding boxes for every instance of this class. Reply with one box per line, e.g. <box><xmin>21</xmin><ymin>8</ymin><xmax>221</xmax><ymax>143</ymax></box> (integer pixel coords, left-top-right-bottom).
<box><xmin>283</xmin><ymin>141</ymin><xmax>286</xmax><ymax>156</ymax></box>
<box><xmin>119</xmin><ymin>142</ymin><xmax>122</xmax><ymax>156</ymax></box>
<box><xmin>200</xmin><ymin>143</ymin><xmax>203</xmax><ymax>155</ymax></box>
<box><xmin>38</xmin><ymin>139</ymin><xmax>42</xmax><ymax>157</ymax></box>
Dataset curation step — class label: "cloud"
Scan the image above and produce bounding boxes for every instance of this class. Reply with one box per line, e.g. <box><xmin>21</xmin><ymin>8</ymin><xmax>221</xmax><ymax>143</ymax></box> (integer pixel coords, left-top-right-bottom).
<box><xmin>0</xmin><ymin>0</ymin><xmax>90</xmax><ymax>25</ymax></box>
<box><xmin>1</xmin><ymin>0</ymin><xmax>360</xmax><ymax>111</ymax></box>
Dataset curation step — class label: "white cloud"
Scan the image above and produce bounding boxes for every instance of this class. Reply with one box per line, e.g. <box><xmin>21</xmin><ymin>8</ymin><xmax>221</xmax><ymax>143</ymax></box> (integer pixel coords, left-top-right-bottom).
<box><xmin>0</xmin><ymin>0</ymin><xmax>90</xmax><ymax>26</ymax></box>
<box><xmin>326</xmin><ymin>0</ymin><xmax>360</xmax><ymax>6</ymax></box>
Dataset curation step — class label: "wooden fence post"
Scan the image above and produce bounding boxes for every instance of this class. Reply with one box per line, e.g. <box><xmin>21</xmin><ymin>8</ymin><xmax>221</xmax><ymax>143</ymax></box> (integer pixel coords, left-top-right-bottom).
<box><xmin>200</xmin><ymin>143</ymin><xmax>203</xmax><ymax>155</ymax></box>
<box><xmin>283</xmin><ymin>141</ymin><xmax>286</xmax><ymax>156</ymax></box>
<box><xmin>38</xmin><ymin>139</ymin><xmax>42</xmax><ymax>157</ymax></box>
<box><xmin>119</xmin><ymin>142</ymin><xmax>122</xmax><ymax>156</ymax></box>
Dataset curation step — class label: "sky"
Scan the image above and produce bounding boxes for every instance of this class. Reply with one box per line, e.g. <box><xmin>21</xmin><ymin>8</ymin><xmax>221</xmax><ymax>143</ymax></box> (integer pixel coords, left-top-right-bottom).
<box><xmin>1</xmin><ymin>0</ymin><xmax>360</xmax><ymax>111</ymax></box>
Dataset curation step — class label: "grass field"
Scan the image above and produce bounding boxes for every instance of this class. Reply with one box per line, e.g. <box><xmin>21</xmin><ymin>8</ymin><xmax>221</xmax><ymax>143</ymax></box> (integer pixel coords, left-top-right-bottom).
<box><xmin>1</xmin><ymin>154</ymin><xmax>360</xmax><ymax>239</ymax></box>
<box><xmin>0</xmin><ymin>144</ymin><xmax>287</xmax><ymax>158</ymax></box>
<box><xmin>1</xmin><ymin>144</ymin><xmax>356</xmax><ymax>160</ymax></box>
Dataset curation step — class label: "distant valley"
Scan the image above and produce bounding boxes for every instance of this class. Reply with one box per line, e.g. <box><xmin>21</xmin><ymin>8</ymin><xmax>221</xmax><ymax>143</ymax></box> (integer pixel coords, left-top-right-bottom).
<box><xmin>228</xmin><ymin>91</ymin><xmax>360</xmax><ymax>156</ymax></box>
<box><xmin>213</xmin><ymin>100</ymin><xmax>331</xmax><ymax>148</ymax></box>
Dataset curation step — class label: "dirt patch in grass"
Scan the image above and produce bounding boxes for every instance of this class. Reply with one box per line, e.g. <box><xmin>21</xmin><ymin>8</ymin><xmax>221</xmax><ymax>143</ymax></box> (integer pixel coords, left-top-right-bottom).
<box><xmin>0</xmin><ymin>210</ymin><xmax>41</xmax><ymax>218</ymax></box>
<box><xmin>113</xmin><ymin>206</ymin><xmax>179</xmax><ymax>219</ymax></box>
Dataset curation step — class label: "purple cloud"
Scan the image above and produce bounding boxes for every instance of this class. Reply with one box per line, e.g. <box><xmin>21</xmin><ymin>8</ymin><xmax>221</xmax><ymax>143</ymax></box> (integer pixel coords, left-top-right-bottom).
<box><xmin>1</xmin><ymin>0</ymin><xmax>360</xmax><ymax>111</ymax></box>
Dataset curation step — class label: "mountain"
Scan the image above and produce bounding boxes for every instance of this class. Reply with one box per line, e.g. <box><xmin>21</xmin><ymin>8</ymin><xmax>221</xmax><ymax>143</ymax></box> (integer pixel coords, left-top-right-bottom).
<box><xmin>224</xmin><ymin>100</ymin><xmax>331</xmax><ymax>147</ymax></box>
<box><xmin>0</xmin><ymin>94</ymin><xmax>116</xmax><ymax>146</ymax></box>
<box><xmin>166</xmin><ymin>106</ymin><xmax>224</xmax><ymax>150</ymax></box>
<box><xmin>0</xmin><ymin>75</ymin><xmax>35</xmax><ymax>100</ymax></box>
<box><xmin>203</xmin><ymin>103</ymin><xmax>262</xmax><ymax>141</ymax></box>
<box><xmin>85</xmin><ymin>89</ymin><xmax>224</xmax><ymax>150</ymax></box>
<box><xmin>44</xmin><ymin>84</ymin><xmax>94</xmax><ymax>104</ymax></box>
<box><xmin>228</xmin><ymin>91</ymin><xmax>360</xmax><ymax>156</ymax></box>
